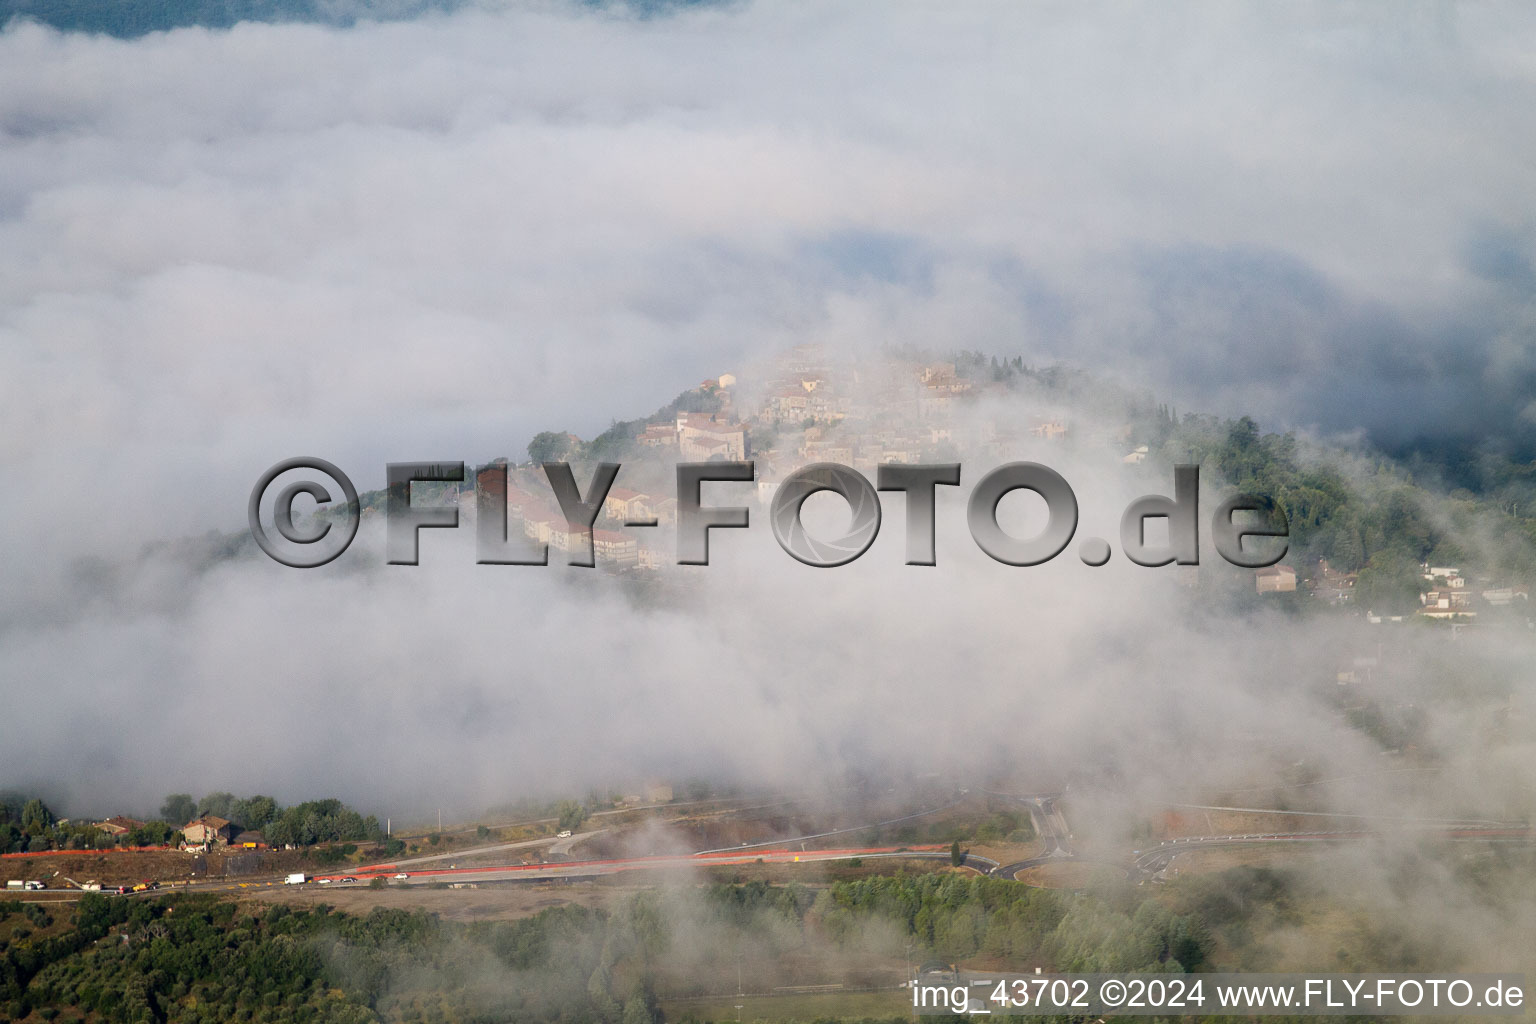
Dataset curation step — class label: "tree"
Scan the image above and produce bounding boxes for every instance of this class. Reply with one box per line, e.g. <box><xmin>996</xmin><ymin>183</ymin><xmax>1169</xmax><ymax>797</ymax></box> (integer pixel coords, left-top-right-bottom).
<box><xmin>300</xmin><ymin>811</ymin><xmax>323</xmax><ymax>845</ymax></box>
<box><xmin>20</xmin><ymin>798</ymin><xmax>54</xmax><ymax>834</ymax></box>
<box><xmin>588</xmin><ymin>420</ymin><xmax>640</xmax><ymax>461</ymax></box>
<box><xmin>266</xmin><ymin>819</ymin><xmax>295</xmax><ymax>848</ymax></box>
<box><xmin>197</xmin><ymin>792</ymin><xmax>237</xmax><ymax>821</ymax></box>
<box><xmin>128</xmin><ymin>821</ymin><xmax>175</xmax><ymax>847</ymax></box>
<box><xmin>556</xmin><ymin>800</ymin><xmax>587</xmax><ymax>833</ymax></box>
<box><xmin>622</xmin><ymin>994</ymin><xmax>655</xmax><ymax>1024</ymax></box>
<box><xmin>528</xmin><ymin>431</ymin><xmax>581</xmax><ymax>464</ymax></box>
<box><xmin>949</xmin><ymin>839</ymin><xmax>963</xmax><ymax>867</ymax></box>
<box><xmin>232</xmin><ymin>795</ymin><xmax>278</xmax><ymax>833</ymax></box>
<box><xmin>159</xmin><ymin>794</ymin><xmax>196</xmax><ymax>826</ymax></box>
<box><xmin>1357</xmin><ymin>554</ymin><xmax>1426</xmax><ymax>615</ymax></box>
<box><xmin>587</xmin><ymin>964</ymin><xmax>619</xmax><ymax>1023</ymax></box>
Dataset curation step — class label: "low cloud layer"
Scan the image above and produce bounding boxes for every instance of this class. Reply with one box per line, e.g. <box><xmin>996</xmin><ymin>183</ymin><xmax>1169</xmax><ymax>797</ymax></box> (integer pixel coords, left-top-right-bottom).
<box><xmin>2</xmin><ymin>2</ymin><xmax>1535</xmax><ymax>819</ymax></box>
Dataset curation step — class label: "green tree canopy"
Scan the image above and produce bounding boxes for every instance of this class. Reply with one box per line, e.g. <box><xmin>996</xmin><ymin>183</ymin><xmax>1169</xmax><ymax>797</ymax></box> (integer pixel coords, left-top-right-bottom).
<box><xmin>159</xmin><ymin>793</ymin><xmax>196</xmax><ymax>825</ymax></box>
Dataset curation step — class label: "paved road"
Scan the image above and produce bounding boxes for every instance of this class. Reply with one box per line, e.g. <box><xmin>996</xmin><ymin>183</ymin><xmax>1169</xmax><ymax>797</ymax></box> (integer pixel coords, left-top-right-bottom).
<box><xmin>69</xmin><ymin>794</ymin><xmax>1530</xmax><ymax>896</ymax></box>
<box><xmin>983</xmin><ymin>792</ymin><xmax>1074</xmax><ymax>878</ymax></box>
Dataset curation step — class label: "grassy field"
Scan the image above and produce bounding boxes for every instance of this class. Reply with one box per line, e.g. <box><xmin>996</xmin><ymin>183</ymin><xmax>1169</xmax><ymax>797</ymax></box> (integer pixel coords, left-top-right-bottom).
<box><xmin>239</xmin><ymin>878</ymin><xmax>631</xmax><ymax>922</ymax></box>
<box><xmin>663</xmin><ymin>988</ymin><xmax>909</xmax><ymax>1022</ymax></box>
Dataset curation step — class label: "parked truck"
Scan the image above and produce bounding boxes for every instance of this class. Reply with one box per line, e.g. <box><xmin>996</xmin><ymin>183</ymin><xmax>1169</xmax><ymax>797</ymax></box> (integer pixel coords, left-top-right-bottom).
<box><xmin>284</xmin><ymin>873</ymin><xmax>308</xmax><ymax>885</ymax></box>
<box><xmin>5</xmin><ymin>880</ymin><xmax>45</xmax><ymax>890</ymax></box>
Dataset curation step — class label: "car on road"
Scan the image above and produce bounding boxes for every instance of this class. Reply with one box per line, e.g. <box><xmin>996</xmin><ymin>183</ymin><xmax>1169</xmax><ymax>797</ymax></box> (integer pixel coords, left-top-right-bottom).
<box><xmin>340</xmin><ymin>877</ymin><xmax>358</xmax><ymax>883</ymax></box>
<box><xmin>557</xmin><ymin>830</ymin><xmax>572</xmax><ymax>838</ymax></box>
<box><xmin>393</xmin><ymin>873</ymin><xmax>410</xmax><ymax>879</ymax></box>
<box><xmin>317</xmin><ymin>878</ymin><xmax>332</xmax><ymax>884</ymax></box>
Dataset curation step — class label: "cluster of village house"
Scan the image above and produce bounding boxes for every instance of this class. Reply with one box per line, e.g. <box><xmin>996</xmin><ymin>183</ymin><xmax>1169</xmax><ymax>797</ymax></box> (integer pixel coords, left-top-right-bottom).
<box><xmin>373</xmin><ymin>345</ymin><xmax>1530</xmax><ymax>615</ymax></box>
<box><xmin>437</xmin><ymin>349</ymin><xmax>1078</xmax><ymax>569</ymax></box>
<box><xmin>88</xmin><ymin>814</ymin><xmax>263</xmax><ymax>850</ymax></box>
<box><xmin>1255</xmin><ymin>559</ymin><xmax>1529</xmax><ymax>618</ymax></box>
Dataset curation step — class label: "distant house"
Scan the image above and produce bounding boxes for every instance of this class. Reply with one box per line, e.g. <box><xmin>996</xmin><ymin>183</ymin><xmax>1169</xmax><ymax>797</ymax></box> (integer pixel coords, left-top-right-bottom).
<box><xmin>547</xmin><ymin>519</ymin><xmax>582</xmax><ymax>555</ymax></box>
<box><xmin>1420</xmin><ymin>587</ymin><xmax>1476</xmax><ymax>618</ymax></box>
<box><xmin>636</xmin><ymin>543</ymin><xmax>663</xmax><ymax>570</ymax></box>
<box><xmin>522</xmin><ymin>508</ymin><xmax>560</xmax><ymax>544</ymax></box>
<box><xmin>637</xmin><ymin>424</ymin><xmax>676</xmax><ymax>447</ymax></box>
<box><xmin>764</xmin><ymin>387</ymin><xmax>810</xmax><ymax>423</ymax></box>
<box><xmin>232</xmin><ymin>831</ymin><xmax>265</xmax><ymax>848</ymax></box>
<box><xmin>1256</xmin><ymin>565</ymin><xmax>1297</xmax><ymax>593</ymax></box>
<box><xmin>95</xmin><ymin>816</ymin><xmax>144</xmax><ymax>838</ymax></box>
<box><xmin>677</xmin><ymin>412</ymin><xmax>747</xmax><ymax>462</ymax></box>
<box><xmin>593</xmin><ymin>528</ymin><xmax>639</xmax><ymax>568</ymax></box>
<box><xmin>643</xmin><ymin>782</ymin><xmax>674</xmax><ymax>804</ymax></box>
<box><xmin>1029</xmin><ymin>418</ymin><xmax>1068</xmax><ymax>440</ymax></box>
<box><xmin>603</xmin><ymin>488</ymin><xmax>652</xmax><ymax>523</ymax></box>
<box><xmin>182</xmin><ymin>815</ymin><xmax>238</xmax><ymax>847</ymax></box>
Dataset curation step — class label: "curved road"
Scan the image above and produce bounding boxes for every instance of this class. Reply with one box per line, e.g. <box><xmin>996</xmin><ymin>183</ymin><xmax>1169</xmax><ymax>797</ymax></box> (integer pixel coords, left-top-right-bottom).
<box><xmin>60</xmin><ymin>795</ymin><xmax>1529</xmax><ymax>897</ymax></box>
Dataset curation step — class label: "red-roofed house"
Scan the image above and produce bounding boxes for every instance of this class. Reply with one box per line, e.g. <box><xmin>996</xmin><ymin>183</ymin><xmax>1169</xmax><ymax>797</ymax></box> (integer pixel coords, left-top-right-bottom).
<box><xmin>594</xmin><ymin>529</ymin><xmax>639</xmax><ymax>567</ymax></box>
<box><xmin>603</xmin><ymin>488</ymin><xmax>653</xmax><ymax>522</ymax></box>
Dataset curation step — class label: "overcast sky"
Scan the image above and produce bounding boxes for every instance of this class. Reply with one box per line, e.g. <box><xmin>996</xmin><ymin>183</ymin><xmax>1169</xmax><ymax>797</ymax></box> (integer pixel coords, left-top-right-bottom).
<box><xmin>2</xmin><ymin>1</ymin><xmax>1535</xmax><ymax>818</ymax></box>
